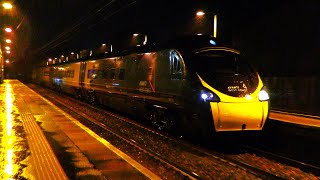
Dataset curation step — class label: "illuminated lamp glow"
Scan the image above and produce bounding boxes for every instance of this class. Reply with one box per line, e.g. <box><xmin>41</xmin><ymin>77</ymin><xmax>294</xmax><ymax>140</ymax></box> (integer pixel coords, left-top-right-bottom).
<box><xmin>209</xmin><ymin>40</ymin><xmax>216</xmax><ymax>45</ymax></box>
<box><xmin>133</xmin><ymin>33</ymin><xmax>139</xmax><ymax>36</ymax></box>
<box><xmin>6</xmin><ymin>51</ymin><xmax>10</xmax><ymax>54</ymax></box>
<box><xmin>102</xmin><ymin>44</ymin><xmax>106</xmax><ymax>46</ymax></box>
<box><xmin>71</xmin><ymin>52</ymin><xmax>74</xmax><ymax>55</ymax></box>
<box><xmin>5</xmin><ymin>60</ymin><xmax>10</xmax><ymax>63</ymax></box>
<box><xmin>2</xmin><ymin>3</ymin><xmax>13</xmax><ymax>9</ymax></box>
<box><xmin>196</xmin><ymin>11</ymin><xmax>205</xmax><ymax>16</ymax></box>
<box><xmin>5</xmin><ymin>28</ymin><xmax>12</xmax><ymax>32</ymax></box>
<box><xmin>5</xmin><ymin>46</ymin><xmax>10</xmax><ymax>50</ymax></box>
<box><xmin>48</xmin><ymin>58</ymin><xmax>52</xmax><ymax>62</ymax></box>
<box><xmin>5</xmin><ymin>39</ymin><xmax>11</xmax><ymax>43</ymax></box>
<box><xmin>197</xmin><ymin>33</ymin><xmax>203</xmax><ymax>36</ymax></box>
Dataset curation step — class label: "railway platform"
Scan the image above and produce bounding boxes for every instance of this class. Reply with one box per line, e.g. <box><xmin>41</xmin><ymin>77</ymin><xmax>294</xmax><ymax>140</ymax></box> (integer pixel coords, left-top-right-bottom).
<box><xmin>269</xmin><ymin>110</ymin><xmax>320</xmax><ymax>128</ymax></box>
<box><xmin>0</xmin><ymin>80</ymin><xmax>159</xmax><ymax>179</ymax></box>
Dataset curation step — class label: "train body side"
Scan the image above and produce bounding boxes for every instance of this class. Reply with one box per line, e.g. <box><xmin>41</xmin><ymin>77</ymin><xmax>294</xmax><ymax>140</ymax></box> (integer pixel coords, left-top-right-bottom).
<box><xmin>32</xmin><ymin>36</ymin><xmax>269</xmax><ymax>135</ymax></box>
<box><xmin>87</xmin><ymin>49</ymin><xmax>186</xmax><ymax>118</ymax></box>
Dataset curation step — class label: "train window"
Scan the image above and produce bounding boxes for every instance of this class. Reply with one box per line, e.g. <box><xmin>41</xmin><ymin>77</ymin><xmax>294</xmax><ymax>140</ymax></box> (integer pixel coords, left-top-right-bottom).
<box><xmin>65</xmin><ymin>70</ymin><xmax>74</xmax><ymax>77</ymax></box>
<box><xmin>110</xmin><ymin>68</ymin><xmax>116</xmax><ymax>79</ymax></box>
<box><xmin>191</xmin><ymin>50</ymin><xmax>259</xmax><ymax>96</ymax></box>
<box><xmin>97</xmin><ymin>70</ymin><xmax>103</xmax><ymax>79</ymax></box>
<box><xmin>87</xmin><ymin>69</ymin><xmax>97</xmax><ymax>79</ymax></box>
<box><xmin>102</xmin><ymin>70</ymin><xmax>109</xmax><ymax>79</ymax></box>
<box><xmin>119</xmin><ymin>69</ymin><xmax>125</xmax><ymax>80</ymax></box>
<box><xmin>170</xmin><ymin>50</ymin><xmax>183</xmax><ymax>79</ymax></box>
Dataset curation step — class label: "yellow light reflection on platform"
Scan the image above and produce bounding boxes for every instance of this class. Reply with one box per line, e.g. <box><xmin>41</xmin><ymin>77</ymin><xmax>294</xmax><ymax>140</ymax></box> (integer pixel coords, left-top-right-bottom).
<box><xmin>1</xmin><ymin>82</ymin><xmax>17</xmax><ymax>179</ymax></box>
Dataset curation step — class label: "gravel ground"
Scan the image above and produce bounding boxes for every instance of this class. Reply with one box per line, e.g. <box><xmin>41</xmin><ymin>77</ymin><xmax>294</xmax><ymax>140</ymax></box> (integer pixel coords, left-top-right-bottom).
<box><xmin>28</xmin><ymin>84</ymin><xmax>320</xmax><ymax>179</ymax></box>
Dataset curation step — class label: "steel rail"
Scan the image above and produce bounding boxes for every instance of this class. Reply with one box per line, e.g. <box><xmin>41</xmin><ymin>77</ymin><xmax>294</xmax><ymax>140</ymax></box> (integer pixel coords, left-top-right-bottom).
<box><xmin>243</xmin><ymin>145</ymin><xmax>320</xmax><ymax>176</ymax></box>
<box><xmin>31</xmin><ymin>84</ymin><xmax>286</xmax><ymax>179</ymax></box>
<box><xmin>39</xmin><ymin>90</ymin><xmax>199</xmax><ymax>180</ymax></box>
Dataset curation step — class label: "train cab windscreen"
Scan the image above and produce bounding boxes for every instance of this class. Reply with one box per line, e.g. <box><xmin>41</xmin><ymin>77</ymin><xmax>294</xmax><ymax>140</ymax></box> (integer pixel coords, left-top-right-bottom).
<box><xmin>191</xmin><ymin>50</ymin><xmax>259</xmax><ymax>97</ymax></box>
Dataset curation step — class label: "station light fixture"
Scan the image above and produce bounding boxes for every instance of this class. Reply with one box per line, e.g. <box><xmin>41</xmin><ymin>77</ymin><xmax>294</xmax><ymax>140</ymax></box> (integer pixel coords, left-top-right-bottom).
<box><xmin>48</xmin><ymin>58</ymin><xmax>52</xmax><ymax>62</ymax></box>
<box><xmin>132</xmin><ymin>33</ymin><xmax>148</xmax><ymax>45</ymax></box>
<box><xmin>5</xmin><ymin>39</ymin><xmax>11</xmax><ymax>43</ymax></box>
<box><xmin>5</xmin><ymin>28</ymin><xmax>12</xmax><ymax>32</ymax></box>
<box><xmin>195</xmin><ymin>10</ymin><xmax>218</xmax><ymax>38</ymax></box>
<box><xmin>196</xmin><ymin>11</ymin><xmax>205</xmax><ymax>16</ymax></box>
<box><xmin>102</xmin><ymin>44</ymin><xmax>106</xmax><ymax>46</ymax></box>
<box><xmin>5</xmin><ymin>46</ymin><xmax>10</xmax><ymax>50</ymax></box>
<box><xmin>6</xmin><ymin>51</ymin><xmax>10</xmax><ymax>54</ymax></box>
<box><xmin>5</xmin><ymin>60</ymin><xmax>10</xmax><ymax>64</ymax></box>
<box><xmin>2</xmin><ymin>2</ymin><xmax>13</xmax><ymax>9</ymax></box>
<box><xmin>71</xmin><ymin>52</ymin><xmax>74</xmax><ymax>55</ymax></box>
<box><xmin>197</xmin><ymin>33</ymin><xmax>203</xmax><ymax>36</ymax></box>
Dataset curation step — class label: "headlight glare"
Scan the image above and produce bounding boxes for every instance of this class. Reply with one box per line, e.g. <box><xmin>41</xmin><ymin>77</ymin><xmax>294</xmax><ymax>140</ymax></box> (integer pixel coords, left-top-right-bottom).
<box><xmin>258</xmin><ymin>88</ymin><xmax>269</xmax><ymax>101</ymax></box>
<box><xmin>200</xmin><ymin>89</ymin><xmax>220</xmax><ymax>102</ymax></box>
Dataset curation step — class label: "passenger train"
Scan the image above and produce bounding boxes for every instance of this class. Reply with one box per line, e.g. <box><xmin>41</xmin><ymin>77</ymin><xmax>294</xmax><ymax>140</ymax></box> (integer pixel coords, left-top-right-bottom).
<box><xmin>32</xmin><ymin>35</ymin><xmax>269</xmax><ymax>138</ymax></box>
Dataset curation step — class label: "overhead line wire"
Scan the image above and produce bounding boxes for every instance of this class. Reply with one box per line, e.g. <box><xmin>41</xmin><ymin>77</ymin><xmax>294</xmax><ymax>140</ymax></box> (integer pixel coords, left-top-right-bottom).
<box><xmin>35</xmin><ymin>0</ymin><xmax>118</xmax><ymax>55</ymax></box>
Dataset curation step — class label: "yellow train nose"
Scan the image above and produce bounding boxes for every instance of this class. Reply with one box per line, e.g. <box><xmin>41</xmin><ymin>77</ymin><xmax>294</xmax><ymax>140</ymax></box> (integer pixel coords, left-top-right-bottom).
<box><xmin>210</xmin><ymin>101</ymin><xmax>269</xmax><ymax>131</ymax></box>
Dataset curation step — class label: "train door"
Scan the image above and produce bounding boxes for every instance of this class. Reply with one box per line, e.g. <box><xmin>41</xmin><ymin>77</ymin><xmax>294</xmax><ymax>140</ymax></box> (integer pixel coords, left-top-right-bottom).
<box><xmin>169</xmin><ymin>50</ymin><xmax>185</xmax><ymax>94</ymax></box>
<box><xmin>79</xmin><ymin>61</ymin><xmax>86</xmax><ymax>87</ymax></box>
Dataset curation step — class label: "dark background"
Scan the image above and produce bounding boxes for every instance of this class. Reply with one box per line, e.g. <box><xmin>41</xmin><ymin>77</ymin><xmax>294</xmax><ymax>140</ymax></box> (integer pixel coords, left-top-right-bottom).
<box><xmin>5</xmin><ymin>0</ymin><xmax>320</xmax><ymax>76</ymax></box>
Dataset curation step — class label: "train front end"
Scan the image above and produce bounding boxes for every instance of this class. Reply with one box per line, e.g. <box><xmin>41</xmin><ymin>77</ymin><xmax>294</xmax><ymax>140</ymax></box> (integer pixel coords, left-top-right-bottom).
<box><xmin>191</xmin><ymin>47</ymin><xmax>269</xmax><ymax>132</ymax></box>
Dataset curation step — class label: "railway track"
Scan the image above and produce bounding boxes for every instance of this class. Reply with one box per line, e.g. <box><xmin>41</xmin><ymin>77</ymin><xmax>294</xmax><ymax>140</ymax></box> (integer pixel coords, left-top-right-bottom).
<box><xmin>243</xmin><ymin>144</ymin><xmax>320</xmax><ymax>176</ymax></box>
<box><xmin>29</xmin><ymin>84</ymin><xmax>318</xmax><ymax>179</ymax></box>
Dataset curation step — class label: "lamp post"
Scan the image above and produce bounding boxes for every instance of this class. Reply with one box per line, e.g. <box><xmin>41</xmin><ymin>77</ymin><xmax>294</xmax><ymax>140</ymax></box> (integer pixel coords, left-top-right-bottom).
<box><xmin>1</xmin><ymin>3</ymin><xmax>14</xmax><ymax>82</ymax></box>
<box><xmin>196</xmin><ymin>11</ymin><xmax>218</xmax><ymax>38</ymax></box>
<box><xmin>133</xmin><ymin>33</ymin><xmax>148</xmax><ymax>46</ymax></box>
<box><xmin>1</xmin><ymin>2</ymin><xmax>15</xmax><ymax>82</ymax></box>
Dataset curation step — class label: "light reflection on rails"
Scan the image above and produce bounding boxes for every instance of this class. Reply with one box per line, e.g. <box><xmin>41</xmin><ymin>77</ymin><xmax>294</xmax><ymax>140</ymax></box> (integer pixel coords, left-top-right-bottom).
<box><xmin>243</xmin><ymin>145</ymin><xmax>320</xmax><ymax>176</ymax></box>
<box><xmin>33</xmin><ymin>85</ymin><xmax>285</xmax><ymax>180</ymax></box>
<box><xmin>40</xmin><ymin>90</ymin><xmax>198</xmax><ymax>180</ymax></box>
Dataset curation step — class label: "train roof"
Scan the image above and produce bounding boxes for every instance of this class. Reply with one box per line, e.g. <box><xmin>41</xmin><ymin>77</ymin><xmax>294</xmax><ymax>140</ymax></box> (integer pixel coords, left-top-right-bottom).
<box><xmin>107</xmin><ymin>35</ymin><xmax>235</xmax><ymax>56</ymax></box>
<box><xmin>41</xmin><ymin>35</ymin><xmax>238</xmax><ymax>66</ymax></box>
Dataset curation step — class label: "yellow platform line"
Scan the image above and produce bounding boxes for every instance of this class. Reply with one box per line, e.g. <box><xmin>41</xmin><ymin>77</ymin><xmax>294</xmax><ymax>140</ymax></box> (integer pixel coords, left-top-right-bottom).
<box><xmin>19</xmin><ymin>112</ymin><xmax>68</xmax><ymax>180</ymax></box>
<box><xmin>28</xmin><ymin>87</ymin><xmax>161</xmax><ymax>180</ymax></box>
<box><xmin>269</xmin><ymin>111</ymin><xmax>320</xmax><ymax>128</ymax></box>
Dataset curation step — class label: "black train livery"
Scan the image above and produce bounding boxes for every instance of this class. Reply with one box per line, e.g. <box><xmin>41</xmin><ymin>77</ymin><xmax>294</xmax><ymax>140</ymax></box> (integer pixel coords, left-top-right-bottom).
<box><xmin>32</xmin><ymin>35</ymin><xmax>269</xmax><ymax>138</ymax></box>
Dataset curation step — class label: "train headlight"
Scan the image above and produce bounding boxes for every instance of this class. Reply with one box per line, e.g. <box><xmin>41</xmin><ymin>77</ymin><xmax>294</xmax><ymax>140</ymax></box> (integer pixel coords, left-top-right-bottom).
<box><xmin>258</xmin><ymin>87</ymin><xmax>269</xmax><ymax>101</ymax></box>
<box><xmin>200</xmin><ymin>89</ymin><xmax>220</xmax><ymax>102</ymax></box>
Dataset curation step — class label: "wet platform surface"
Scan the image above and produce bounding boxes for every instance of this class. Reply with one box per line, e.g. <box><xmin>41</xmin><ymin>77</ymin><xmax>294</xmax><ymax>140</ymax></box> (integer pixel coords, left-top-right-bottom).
<box><xmin>0</xmin><ymin>80</ymin><xmax>159</xmax><ymax>179</ymax></box>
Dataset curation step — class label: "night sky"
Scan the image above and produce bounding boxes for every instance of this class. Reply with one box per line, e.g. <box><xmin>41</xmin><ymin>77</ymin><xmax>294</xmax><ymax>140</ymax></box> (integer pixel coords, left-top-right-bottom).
<box><xmin>9</xmin><ymin>0</ymin><xmax>320</xmax><ymax>76</ymax></box>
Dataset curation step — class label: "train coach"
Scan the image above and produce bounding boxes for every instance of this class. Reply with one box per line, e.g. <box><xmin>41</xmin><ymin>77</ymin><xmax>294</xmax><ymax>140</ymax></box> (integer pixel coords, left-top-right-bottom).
<box><xmin>32</xmin><ymin>35</ymin><xmax>269</xmax><ymax>138</ymax></box>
